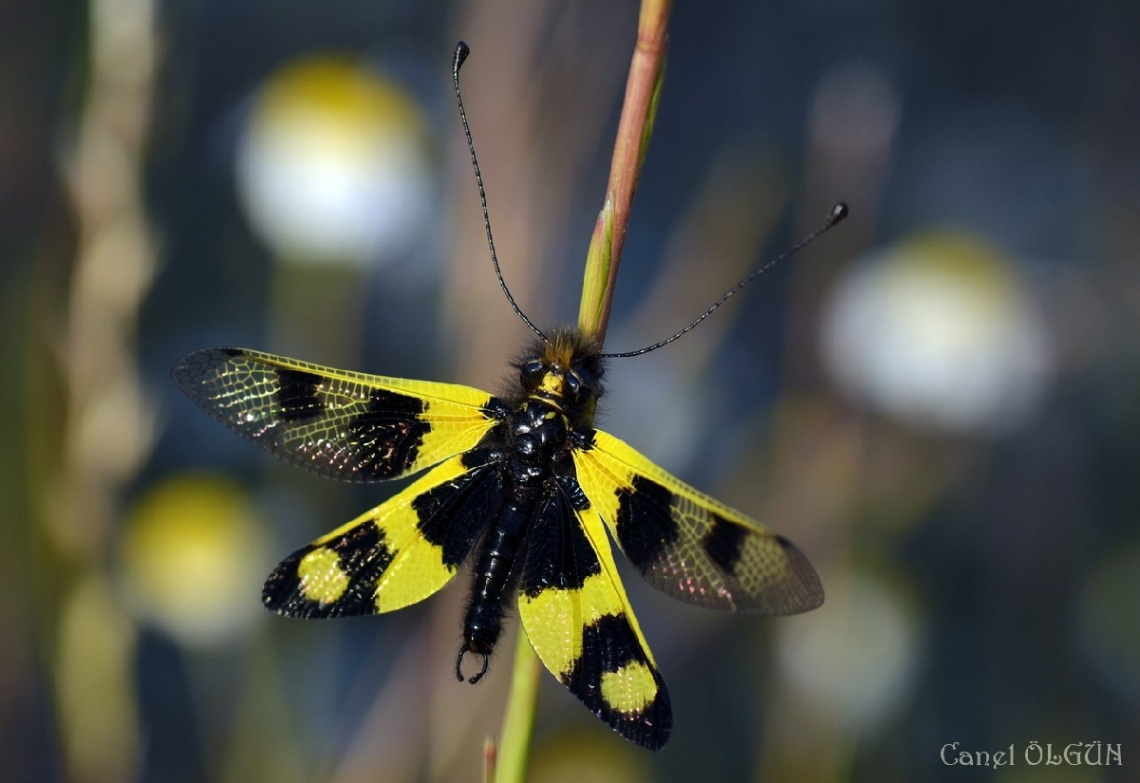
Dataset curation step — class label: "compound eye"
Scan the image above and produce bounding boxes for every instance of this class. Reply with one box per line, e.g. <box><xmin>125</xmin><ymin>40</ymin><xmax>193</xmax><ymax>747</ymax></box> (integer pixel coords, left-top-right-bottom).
<box><xmin>564</xmin><ymin>371</ymin><xmax>582</xmax><ymax>398</ymax></box>
<box><xmin>521</xmin><ymin>359</ymin><xmax>545</xmax><ymax>383</ymax></box>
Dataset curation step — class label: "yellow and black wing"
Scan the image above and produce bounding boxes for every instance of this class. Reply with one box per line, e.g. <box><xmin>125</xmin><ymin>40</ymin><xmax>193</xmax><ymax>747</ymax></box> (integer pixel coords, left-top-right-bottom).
<box><xmin>574</xmin><ymin>430</ymin><xmax>823</xmax><ymax>615</ymax></box>
<box><xmin>173</xmin><ymin>348</ymin><xmax>499</xmax><ymax>482</ymax></box>
<box><xmin>263</xmin><ymin>449</ymin><xmax>503</xmax><ymax>617</ymax></box>
<box><xmin>517</xmin><ymin>478</ymin><xmax>672</xmax><ymax>750</ymax></box>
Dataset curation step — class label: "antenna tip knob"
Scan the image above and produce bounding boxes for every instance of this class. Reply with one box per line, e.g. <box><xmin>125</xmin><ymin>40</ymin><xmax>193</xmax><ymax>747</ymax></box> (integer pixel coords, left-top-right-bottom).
<box><xmin>830</xmin><ymin>201</ymin><xmax>849</xmax><ymax>224</ymax></box>
<box><xmin>453</xmin><ymin>41</ymin><xmax>471</xmax><ymax>72</ymax></box>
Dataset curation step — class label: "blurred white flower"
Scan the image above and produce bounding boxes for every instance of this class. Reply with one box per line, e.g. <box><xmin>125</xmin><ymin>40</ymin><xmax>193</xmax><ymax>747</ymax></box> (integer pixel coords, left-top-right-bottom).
<box><xmin>822</xmin><ymin>233</ymin><xmax>1051</xmax><ymax>433</ymax></box>
<box><xmin>777</xmin><ymin>569</ymin><xmax>921</xmax><ymax>736</ymax></box>
<box><xmin>236</xmin><ymin>56</ymin><xmax>433</xmax><ymax>265</ymax></box>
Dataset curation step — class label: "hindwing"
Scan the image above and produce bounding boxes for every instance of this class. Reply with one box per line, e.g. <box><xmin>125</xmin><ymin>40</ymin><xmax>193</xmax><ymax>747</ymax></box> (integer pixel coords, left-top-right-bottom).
<box><xmin>574</xmin><ymin>430</ymin><xmax>824</xmax><ymax>614</ymax></box>
<box><xmin>263</xmin><ymin>450</ymin><xmax>503</xmax><ymax>617</ymax></box>
<box><xmin>517</xmin><ymin>479</ymin><xmax>671</xmax><ymax>750</ymax></box>
<box><xmin>173</xmin><ymin>348</ymin><xmax>500</xmax><ymax>482</ymax></box>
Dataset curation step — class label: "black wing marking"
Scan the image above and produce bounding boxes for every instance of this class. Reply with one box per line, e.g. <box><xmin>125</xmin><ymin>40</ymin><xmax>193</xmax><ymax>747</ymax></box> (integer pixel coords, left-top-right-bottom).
<box><xmin>517</xmin><ymin>479</ymin><xmax>672</xmax><ymax>750</ymax></box>
<box><xmin>173</xmin><ymin>348</ymin><xmax>501</xmax><ymax>482</ymax></box>
<box><xmin>263</xmin><ymin>450</ymin><xmax>503</xmax><ymax>617</ymax></box>
<box><xmin>574</xmin><ymin>430</ymin><xmax>823</xmax><ymax>614</ymax></box>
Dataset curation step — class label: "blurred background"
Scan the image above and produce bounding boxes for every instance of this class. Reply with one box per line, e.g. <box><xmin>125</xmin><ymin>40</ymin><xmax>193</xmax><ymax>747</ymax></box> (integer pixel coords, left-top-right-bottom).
<box><xmin>3</xmin><ymin>0</ymin><xmax>1138</xmax><ymax>781</ymax></box>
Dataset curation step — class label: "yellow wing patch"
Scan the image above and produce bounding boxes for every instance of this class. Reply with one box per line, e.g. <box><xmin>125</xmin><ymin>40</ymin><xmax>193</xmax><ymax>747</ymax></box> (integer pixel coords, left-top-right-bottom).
<box><xmin>601</xmin><ymin>662</ymin><xmax>659</xmax><ymax>714</ymax></box>
<box><xmin>263</xmin><ymin>453</ymin><xmax>497</xmax><ymax>617</ymax></box>
<box><xmin>296</xmin><ymin>549</ymin><xmax>350</xmax><ymax>604</ymax></box>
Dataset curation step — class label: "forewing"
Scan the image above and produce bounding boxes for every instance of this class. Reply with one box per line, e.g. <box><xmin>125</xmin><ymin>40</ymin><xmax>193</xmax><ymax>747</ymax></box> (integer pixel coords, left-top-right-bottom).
<box><xmin>574</xmin><ymin>430</ymin><xmax>823</xmax><ymax>615</ymax></box>
<box><xmin>517</xmin><ymin>480</ymin><xmax>672</xmax><ymax>750</ymax></box>
<box><xmin>263</xmin><ymin>450</ymin><xmax>503</xmax><ymax>617</ymax></box>
<box><xmin>173</xmin><ymin>348</ymin><xmax>499</xmax><ymax>482</ymax></box>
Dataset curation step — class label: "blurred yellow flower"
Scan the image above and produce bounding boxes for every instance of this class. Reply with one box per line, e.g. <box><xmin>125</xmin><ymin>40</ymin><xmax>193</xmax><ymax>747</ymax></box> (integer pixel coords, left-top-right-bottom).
<box><xmin>119</xmin><ymin>474</ymin><xmax>268</xmax><ymax>648</ymax></box>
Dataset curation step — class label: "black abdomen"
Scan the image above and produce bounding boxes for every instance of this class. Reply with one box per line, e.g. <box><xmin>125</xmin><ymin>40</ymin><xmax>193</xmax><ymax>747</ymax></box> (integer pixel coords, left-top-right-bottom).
<box><xmin>457</xmin><ymin>490</ymin><xmax>533</xmax><ymax>682</ymax></box>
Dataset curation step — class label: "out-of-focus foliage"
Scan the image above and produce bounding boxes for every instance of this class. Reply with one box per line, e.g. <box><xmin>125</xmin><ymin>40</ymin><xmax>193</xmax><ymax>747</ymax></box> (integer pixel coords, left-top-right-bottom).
<box><xmin>3</xmin><ymin>1</ymin><xmax>1137</xmax><ymax>782</ymax></box>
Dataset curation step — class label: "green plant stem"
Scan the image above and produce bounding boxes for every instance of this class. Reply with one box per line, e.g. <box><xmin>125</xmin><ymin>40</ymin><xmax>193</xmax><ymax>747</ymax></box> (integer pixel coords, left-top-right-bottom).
<box><xmin>491</xmin><ymin>3</ymin><xmax>672</xmax><ymax>781</ymax></box>
<box><xmin>491</xmin><ymin>630</ymin><xmax>542</xmax><ymax>783</ymax></box>
<box><xmin>578</xmin><ymin>0</ymin><xmax>672</xmax><ymax>341</ymax></box>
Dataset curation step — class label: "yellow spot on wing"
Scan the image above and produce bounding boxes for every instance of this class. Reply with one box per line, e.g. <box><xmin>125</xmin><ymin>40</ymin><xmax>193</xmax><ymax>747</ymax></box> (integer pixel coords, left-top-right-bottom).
<box><xmin>601</xmin><ymin>661</ymin><xmax>659</xmax><ymax>714</ymax></box>
<box><xmin>297</xmin><ymin>548</ymin><xmax>349</xmax><ymax>604</ymax></box>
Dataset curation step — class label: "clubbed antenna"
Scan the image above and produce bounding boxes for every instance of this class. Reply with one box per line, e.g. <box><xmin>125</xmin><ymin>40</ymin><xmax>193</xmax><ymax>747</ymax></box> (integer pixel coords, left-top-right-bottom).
<box><xmin>597</xmin><ymin>202</ymin><xmax>849</xmax><ymax>359</ymax></box>
<box><xmin>452</xmin><ymin>42</ymin><xmax>547</xmax><ymax>342</ymax></box>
